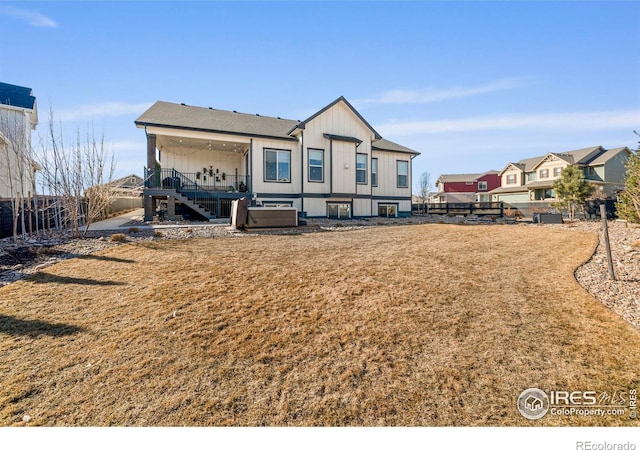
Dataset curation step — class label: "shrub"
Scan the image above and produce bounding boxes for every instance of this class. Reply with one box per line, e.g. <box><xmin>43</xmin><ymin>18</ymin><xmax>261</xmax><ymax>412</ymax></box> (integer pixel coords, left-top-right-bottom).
<box><xmin>128</xmin><ymin>227</ymin><xmax>140</xmax><ymax>234</ymax></box>
<box><xmin>153</xmin><ymin>231</ymin><xmax>163</xmax><ymax>238</ymax></box>
<box><xmin>110</xmin><ymin>233</ymin><xmax>127</xmax><ymax>242</ymax></box>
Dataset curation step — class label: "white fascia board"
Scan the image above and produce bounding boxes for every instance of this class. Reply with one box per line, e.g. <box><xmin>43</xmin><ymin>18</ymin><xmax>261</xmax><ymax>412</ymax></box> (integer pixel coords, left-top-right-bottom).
<box><xmin>141</xmin><ymin>125</ymin><xmax>252</xmax><ymax>144</ymax></box>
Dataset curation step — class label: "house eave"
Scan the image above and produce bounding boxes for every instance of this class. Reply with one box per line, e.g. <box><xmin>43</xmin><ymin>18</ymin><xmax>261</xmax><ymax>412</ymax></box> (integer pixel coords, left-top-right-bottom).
<box><xmin>135</xmin><ymin>120</ymin><xmax>298</xmax><ymax>142</ymax></box>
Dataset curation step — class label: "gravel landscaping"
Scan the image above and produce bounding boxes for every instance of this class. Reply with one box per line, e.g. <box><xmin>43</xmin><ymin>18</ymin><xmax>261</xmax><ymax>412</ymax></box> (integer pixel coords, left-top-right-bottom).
<box><xmin>1</xmin><ymin>215</ymin><xmax>638</xmax><ymax>329</ymax></box>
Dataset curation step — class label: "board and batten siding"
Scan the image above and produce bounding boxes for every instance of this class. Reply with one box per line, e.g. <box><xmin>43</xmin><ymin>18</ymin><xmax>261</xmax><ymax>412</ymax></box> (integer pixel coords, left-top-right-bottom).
<box><xmin>160</xmin><ymin>145</ymin><xmax>246</xmax><ymax>181</ymax></box>
<box><xmin>301</xmin><ymin>101</ymin><xmax>376</xmax><ymax>197</ymax></box>
<box><xmin>372</xmin><ymin>150</ymin><xmax>412</xmax><ymax>198</ymax></box>
<box><xmin>250</xmin><ymin>137</ymin><xmax>299</xmax><ymax>195</ymax></box>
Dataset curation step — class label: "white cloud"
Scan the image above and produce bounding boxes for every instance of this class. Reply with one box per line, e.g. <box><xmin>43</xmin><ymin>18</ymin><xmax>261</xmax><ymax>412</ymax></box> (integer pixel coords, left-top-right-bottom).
<box><xmin>358</xmin><ymin>78</ymin><xmax>534</xmax><ymax>105</ymax></box>
<box><xmin>377</xmin><ymin>109</ymin><xmax>640</xmax><ymax>136</ymax></box>
<box><xmin>56</xmin><ymin>102</ymin><xmax>153</xmax><ymax>122</ymax></box>
<box><xmin>0</xmin><ymin>5</ymin><xmax>57</xmax><ymax>28</ymax></box>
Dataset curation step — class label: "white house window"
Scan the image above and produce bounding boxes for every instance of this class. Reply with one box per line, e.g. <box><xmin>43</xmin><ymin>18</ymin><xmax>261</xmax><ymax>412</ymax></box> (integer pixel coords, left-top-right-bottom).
<box><xmin>327</xmin><ymin>203</ymin><xmax>351</xmax><ymax>219</ymax></box>
<box><xmin>397</xmin><ymin>160</ymin><xmax>408</xmax><ymax>188</ymax></box>
<box><xmin>356</xmin><ymin>153</ymin><xmax>367</xmax><ymax>184</ymax></box>
<box><xmin>264</xmin><ymin>148</ymin><xmax>291</xmax><ymax>182</ymax></box>
<box><xmin>553</xmin><ymin>167</ymin><xmax>562</xmax><ymax>177</ymax></box>
<box><xmin>478</xmin><ymin>181</ymin><xmax>488</xmax><ymax>191</ymax></box>
<box><xmin>506</xmin><ymin>174</ymin><xmax>517</xmax><ymax>184</ymax></box>
<box><xmin>378</xmin><ymin>204</ymin><xmax>397</xmax><ymax>217</ymax></box>
<box><xmin>308</xmin><ymin>148</ymin><xmax>324</xmax><ymax>182</ymax></box>
<box><xmin>262</xmin><ymin>201</ymin><xmax>293</xmax><ymax>207</ymax></box>
<box><xmin>371</xmin><ymin>158</ymin><xmax>378</xmax><ymax>187</ymax></box>
<box><xmin>540</xmin><ymin>168</ymin><xmax>549</xmax><ymax>179</ymax></box>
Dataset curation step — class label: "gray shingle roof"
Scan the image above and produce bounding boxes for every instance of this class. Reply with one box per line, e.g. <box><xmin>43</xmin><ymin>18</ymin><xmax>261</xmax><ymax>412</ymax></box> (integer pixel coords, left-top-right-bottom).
<box><xmin>0</xmin><ymin>82</ymin><xmax>36</xmax><ymax>110</ymax></box>
<box><xmin>136</xmin><ymin>100</ymin><xmax>419</xmax><ymax>154</ymax></box>
<box><xmin>589</xmin><ymin>147</ymin><xmax>630</xmax><ymax>165</ymax></box>
<box><xmin>372</xmin><ymin>138</ymin><xmax>419</xmax><ymax>155</ymax></box>
<box><xmin>501</xmin><ymin>146</ymin><xmax>607</xmax><ymax>174</ymax></box>
<box><xmin>438</xmin><ymin>173</ymin><xmax>483</xmax><ymax>183</ymax></box>
<box><xmin>135</xmin><ymin>101</ymin><xmax>299</xmax><ymax>141</ymax></box>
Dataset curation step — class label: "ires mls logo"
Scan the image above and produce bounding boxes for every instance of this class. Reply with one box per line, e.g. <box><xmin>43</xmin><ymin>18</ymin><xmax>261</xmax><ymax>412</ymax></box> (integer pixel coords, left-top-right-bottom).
<box><xmin>517</xmin><ymin>388</ymin><xmax>550</xmax><ymax>420</ymax></box>
<box><xmin>518</xmin><ymin>388</ymin><xmax>637</xmax><ymax>420</ymax></box>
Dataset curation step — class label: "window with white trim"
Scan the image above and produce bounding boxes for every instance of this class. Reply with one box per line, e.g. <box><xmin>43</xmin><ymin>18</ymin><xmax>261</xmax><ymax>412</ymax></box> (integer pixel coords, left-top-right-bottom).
<box><xmin>264</xmin><ymin>148</ymin><xmax>291</xmax><ymax>182</ymax></box>
<box><xmin>356</xmin><ymin>153</ymin><xmax>367</xmax><ymax>184</ymax></box>
<box><xmin>397</xmin><ymin>160</ymin><xmax>409</xmax><ymax>188</ymax></box>
<box><xmin>478</xmin><ymin>181</ymin><xmax>488</xmax><ymax>191</ymax></box>
<box><xmin>371</xmin><ymin>158</ymin><xmax>378</xmax><ymax>187</ymax></box>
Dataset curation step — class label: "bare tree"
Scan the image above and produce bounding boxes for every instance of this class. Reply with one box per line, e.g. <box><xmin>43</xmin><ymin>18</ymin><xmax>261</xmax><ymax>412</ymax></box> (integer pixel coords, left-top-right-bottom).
<box><xmin>414</xmin><ymin>171</ymin><xmax>432</xmax><ymax>214</ymax></box>
<box><xmin>36</xmin><ymin>110</ymin><xmax>117</xmax><ymax>237</ymax></box>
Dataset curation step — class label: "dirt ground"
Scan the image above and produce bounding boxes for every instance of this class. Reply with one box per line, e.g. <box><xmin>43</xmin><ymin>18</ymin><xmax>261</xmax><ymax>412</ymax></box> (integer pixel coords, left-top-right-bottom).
<box><xmin>1</xmin><ymin>224</ymin><xmax>639</xmax><ymax>426</ymax></box>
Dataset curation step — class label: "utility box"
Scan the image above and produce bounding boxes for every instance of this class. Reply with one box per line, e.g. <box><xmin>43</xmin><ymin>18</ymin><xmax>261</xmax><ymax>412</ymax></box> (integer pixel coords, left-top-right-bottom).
<box><xmin>533</xmin><ymin>213</ymin><xmax>563</xmax><ymax>224</ymax></box>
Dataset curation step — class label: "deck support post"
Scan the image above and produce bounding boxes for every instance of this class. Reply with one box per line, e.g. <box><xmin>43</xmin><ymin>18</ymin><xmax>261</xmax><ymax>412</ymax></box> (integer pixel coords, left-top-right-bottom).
<box><xmin>167</xmin><ymin>196</ymin><xmax>176</xmax><ymax>221</ymax></box>
<box><xmin>144</xmin><ymin>134</ymin><xmax>157</xmax><ymax>221</ymax></box>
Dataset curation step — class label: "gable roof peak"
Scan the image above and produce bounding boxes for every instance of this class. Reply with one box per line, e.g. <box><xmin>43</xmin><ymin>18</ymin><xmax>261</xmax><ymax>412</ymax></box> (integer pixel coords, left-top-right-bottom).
<box><xmin>288</xmin><ymin>96</ymin><xmax>382</xmax><ymax>140</ymax></box>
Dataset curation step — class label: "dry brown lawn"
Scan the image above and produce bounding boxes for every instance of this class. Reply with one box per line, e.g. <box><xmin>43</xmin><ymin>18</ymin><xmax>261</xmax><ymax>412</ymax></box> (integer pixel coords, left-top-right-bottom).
<box><xmin>1</xmin><ymin>224</ymin><xmax>639</xmax><ymax>426</ymax></box>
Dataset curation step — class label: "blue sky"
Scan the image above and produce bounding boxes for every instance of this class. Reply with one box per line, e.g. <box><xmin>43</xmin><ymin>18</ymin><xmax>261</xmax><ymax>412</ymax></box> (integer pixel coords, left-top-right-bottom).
<box><xmin>1</xmin><ymin>1</ymin><xmax>639</xmax><ymax>188</ymax></box>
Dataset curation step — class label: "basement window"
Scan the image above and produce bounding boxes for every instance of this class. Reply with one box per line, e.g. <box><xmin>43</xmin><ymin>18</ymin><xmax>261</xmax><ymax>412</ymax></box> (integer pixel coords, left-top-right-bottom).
<box><xmin>327</xmin><ymin>203</ymin><xmax>351</xmax><ymax>219</ymax></box>
<box><xmin>378</xmin><ymin>204</ymin><xmax>397</xmax><ymax>217</ymax></box>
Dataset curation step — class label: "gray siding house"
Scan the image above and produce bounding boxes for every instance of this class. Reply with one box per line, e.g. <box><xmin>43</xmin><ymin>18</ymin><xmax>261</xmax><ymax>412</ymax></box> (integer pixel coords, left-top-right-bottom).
<box><xmin>490</xmin><ymin>146</ymin><xmax>630</xmax><ymax>204</ymax></box>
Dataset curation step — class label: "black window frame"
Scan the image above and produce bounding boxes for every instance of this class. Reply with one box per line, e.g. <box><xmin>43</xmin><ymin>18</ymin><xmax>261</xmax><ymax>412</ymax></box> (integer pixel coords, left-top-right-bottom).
<box><xmin>264</xmin><ymin>148</ymin><xmax>292</xmax><ymax>183</ymax></box>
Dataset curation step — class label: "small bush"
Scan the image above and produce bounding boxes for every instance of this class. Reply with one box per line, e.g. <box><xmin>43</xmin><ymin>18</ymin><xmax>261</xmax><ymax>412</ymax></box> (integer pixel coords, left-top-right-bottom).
<box><xmin>110</xmin><ymin>233</ymin><xmax>127</xmax><ymax>242</ymax></box>
<box><xmin>184</xmin><ymin>228</ymin><xmax>193</xmax><ymax>234</ymax></box>
<box><xmin>153</xmin><ymin>231</ymin><xmax>163</xmax><ymax>238</ymax></box>
<box><xmin>128</xmin><ymin>227</ymin><xmax>140</xmax><ymax>234</ymax></box>
<box><xmin>29</xmin><ymin>246</ymin><xmax>59</xmax><ymax>256</ymax></box>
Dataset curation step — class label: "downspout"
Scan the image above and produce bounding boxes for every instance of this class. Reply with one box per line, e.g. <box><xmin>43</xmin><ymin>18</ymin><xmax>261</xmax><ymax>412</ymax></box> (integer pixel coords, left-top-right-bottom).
<box><xmin>249</xmin><ymin>139</ymin><xmax>253</xmax><ymax>205</ymax></box>
<box><xmin>300</xmin><ymin>131</ymin><xmax>304</xmax><ymax>215</ymax></box>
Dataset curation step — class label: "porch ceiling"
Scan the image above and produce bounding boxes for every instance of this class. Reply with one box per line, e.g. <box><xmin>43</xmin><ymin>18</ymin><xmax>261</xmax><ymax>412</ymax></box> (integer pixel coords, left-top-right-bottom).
<box><xmin>157</xmin><ymin>135</ymin><xmax>249</xmax><ymax>154</ymax></box>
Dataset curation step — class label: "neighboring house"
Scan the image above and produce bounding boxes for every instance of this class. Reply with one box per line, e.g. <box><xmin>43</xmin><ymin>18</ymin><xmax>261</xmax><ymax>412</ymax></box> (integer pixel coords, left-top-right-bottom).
<box><xmin>0</xmin><ymin>82</ymin><xmax>38</xmax><ymax>199</ymax></box>
<box><xmin>490</xmin><ymin>146</ymin><xmax>631</xmax><ymax>204</ymax></box>
<box><xmin>135</xmin><ymin>96</ymin><xmax>419</xmax><ymax>220</ymax></box>
<box><xmin>429</xmin><ymin>171</ymin><xmax>500</xmax><ymax>203</ymax></box>
<box><xmin>106</xmin><ymin>174</ymin><xmax>144</xmax><ymax>197</ymax></box>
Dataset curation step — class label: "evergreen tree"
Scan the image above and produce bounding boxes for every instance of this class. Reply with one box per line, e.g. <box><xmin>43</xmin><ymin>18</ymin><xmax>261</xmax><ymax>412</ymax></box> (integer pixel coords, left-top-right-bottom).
<box><xmin>618</xmin><ymin>140</ymin><xmax>640</xmax><ymax>223</ymax></box>
<box><xmin>552</xmin><ymin>164</ymin><xmax>595</xmax><ymax>221</ymax></box>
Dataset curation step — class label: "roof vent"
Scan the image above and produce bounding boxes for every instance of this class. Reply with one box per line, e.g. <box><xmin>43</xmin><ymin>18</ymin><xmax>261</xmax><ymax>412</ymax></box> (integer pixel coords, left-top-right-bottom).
<box><xmin>208</xmin><ymin>107</ymin><xmax>213</xmax><ymax>110</ymax></box>
<box><xmin>180</xmin><ymin>103</ymin><xmax>186</xmax><ymax>106</ymax></box>
<box><xmin>233</xmin><ymin>110</ymin><xmax>238</xmax><ymax>113</ymax></box>
<box><xmin>256</xmin><ymin>113</ymin><xmax>260</xmax><ymax>116</ymax></box>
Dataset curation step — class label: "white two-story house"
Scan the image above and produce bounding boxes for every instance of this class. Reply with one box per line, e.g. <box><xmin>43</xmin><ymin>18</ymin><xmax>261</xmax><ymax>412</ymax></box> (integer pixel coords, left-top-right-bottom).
<box><xmin>0</xmin><ymin>82</ymin><xmax>38</xmax><ymax>200</ymax></box>
<box><xmin>490</xmin><ymin>146</ymin><xmax>630</xmax><ymax>204</ymax></box>
<box><xmin>135</xmin><ymin>96</ymin><xmax>419</xmax><ymax>221</ymax></box>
